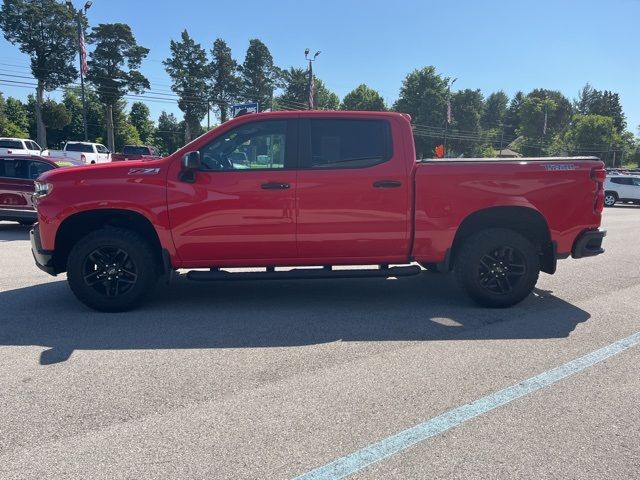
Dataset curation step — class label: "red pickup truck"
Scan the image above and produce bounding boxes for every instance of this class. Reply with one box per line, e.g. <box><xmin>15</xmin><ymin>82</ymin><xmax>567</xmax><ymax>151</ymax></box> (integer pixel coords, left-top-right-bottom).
<box><xmin>30</xmin><ymin>111</ymin><xmax>606</xmax><ymax>311</ymax></box>
<box><xmin>111</xmin><ymin>145</ymin><xmax>162</xmax><ymax>162</ymax></box>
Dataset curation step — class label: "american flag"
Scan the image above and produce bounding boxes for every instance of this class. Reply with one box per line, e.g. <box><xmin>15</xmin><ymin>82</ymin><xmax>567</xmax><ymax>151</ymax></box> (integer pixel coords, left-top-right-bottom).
<box><xmin>308</xmin><ymin>61</ymin><xmax>314</xmax><ymax>109</ymax></box>
<box><xmin>80</xmin><ymin>30</ymin><xmax>88</xmax><ymax>76</ymax></box>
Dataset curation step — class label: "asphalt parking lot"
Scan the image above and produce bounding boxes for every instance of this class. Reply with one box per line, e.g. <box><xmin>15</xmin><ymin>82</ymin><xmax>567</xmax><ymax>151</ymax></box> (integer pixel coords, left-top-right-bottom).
<box><xmin>1</xmin><ymin>206</ymin><xmax>639</xmax><ymax>479</ymax></box>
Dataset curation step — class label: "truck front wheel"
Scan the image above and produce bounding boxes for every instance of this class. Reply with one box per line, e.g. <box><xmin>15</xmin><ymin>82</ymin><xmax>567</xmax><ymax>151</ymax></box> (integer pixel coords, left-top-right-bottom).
<box><xmin>455</xmin><ymin>228</ymin><xmax>540</xmax><ymax>308</ymax></box>
<box><xmin>66</xmin><ymin>228</ymin><xmax>158</xmax><ymax>312</ymax></box>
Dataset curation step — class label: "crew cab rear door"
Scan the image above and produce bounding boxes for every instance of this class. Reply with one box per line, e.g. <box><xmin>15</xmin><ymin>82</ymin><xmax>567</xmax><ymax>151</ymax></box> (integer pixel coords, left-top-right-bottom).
<box><xmin>295</xmin><ymin>117</ymin><xmax>411</xmax><ymax>263</ymax></box>
<box><xmin>167</xmin><ymin>118</ymin><xmax>298</xmax><ymax>265</ymax></box>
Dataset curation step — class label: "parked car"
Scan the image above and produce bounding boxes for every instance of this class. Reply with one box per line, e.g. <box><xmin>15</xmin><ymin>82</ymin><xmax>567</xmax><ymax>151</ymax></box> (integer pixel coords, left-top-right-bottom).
<box><xmin>0</xmin><ymin>137</ymin><xmax>48</xmax><ymax>156</ymax></box>
<box><xmin>0</xmin><ymin>155</ymin><xmax>83</xmax><ymax>225</ymax></box>
<box><xmin>31</xmin><ymin>111</ymin><xmax>606</xmax><ymax>312</ymax></box>
<box><xmin>49</xmin><ymin>141</ymin><xmax>111</xmax><ymax>164</ymax></box>
<box><xmin>604</xmin><ymin>174</ymin><xmax>640</xmax><ymax>206</ymax></box>
<box><xmin>111</xmin><ymin>145</ymin><xmax>162</xmax><ymax>162</ymax></box>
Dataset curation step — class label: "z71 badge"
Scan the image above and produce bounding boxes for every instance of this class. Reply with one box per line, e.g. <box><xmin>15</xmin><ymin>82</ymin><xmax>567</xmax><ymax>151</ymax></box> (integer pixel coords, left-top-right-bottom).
<box><xmin>544</xmin><ymin>163</ymin><xmax>577</xmax><ymax>171</ymax></box>
<box><xmin>128</xmin><ymin>167</ymin><xmax>160</xmax><ymax>175</ymax></box>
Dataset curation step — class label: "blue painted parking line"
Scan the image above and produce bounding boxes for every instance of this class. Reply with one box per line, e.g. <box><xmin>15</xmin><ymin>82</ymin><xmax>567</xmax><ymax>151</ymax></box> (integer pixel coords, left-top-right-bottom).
<box><xmin>294</xmin><ymin>331</ymin><xmax>640</xmax><ymax>480</ymax></box>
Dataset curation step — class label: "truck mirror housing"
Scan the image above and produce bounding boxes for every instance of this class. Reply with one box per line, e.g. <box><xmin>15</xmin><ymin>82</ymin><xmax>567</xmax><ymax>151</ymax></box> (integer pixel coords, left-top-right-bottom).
<box><xmin>180</xmin><ymin>151</ymin><xmax>201</xmax><ymax>183</ymax></box>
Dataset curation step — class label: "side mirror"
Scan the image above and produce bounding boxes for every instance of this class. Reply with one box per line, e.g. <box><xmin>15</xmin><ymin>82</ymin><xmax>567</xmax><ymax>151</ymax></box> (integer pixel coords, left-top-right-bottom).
<box><xmin>180</xmin><ymin>151</ymin><xmax>201</xmax><ymax>183</ymax></box>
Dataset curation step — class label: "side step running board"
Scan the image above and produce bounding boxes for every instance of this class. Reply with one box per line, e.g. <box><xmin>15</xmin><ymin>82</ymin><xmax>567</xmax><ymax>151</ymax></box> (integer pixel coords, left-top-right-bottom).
<box><xmin>186</xmin><ymin>265</ymin><xmax>422</xmax><ymax>282</ymax></box>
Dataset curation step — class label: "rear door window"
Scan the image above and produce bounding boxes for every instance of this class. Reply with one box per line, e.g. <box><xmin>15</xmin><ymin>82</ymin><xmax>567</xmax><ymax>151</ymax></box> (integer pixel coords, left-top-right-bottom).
<box><xmin>0</xmin><ymin>140</ymin><xmax>24</xmax><ymax>149</ymax></box>
<box><xmin>27</xmin><ymin>161</ymin><xmax>54</xmax><ymax>179</ymax></box>
<box><xmin>65</xmin><ymin>143</ymin><xmax>94</xmax><ymax>153</ymax></box>
<box><xmin>303</xmin><ymin>119</ymin><xmax>392</xmax><ymax>169</ymax></box>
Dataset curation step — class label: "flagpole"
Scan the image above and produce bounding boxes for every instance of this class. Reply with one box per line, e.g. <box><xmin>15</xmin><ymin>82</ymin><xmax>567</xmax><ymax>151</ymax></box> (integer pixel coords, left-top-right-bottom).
<box><xmin>69</xmin><ymin>2</ymin><xmax>91</xmax><ymax>141</ymax></box>
<box><xmin>443</xmin><ymin>77</ymin><xmax>457</xmax><ymax>158</ymax></box>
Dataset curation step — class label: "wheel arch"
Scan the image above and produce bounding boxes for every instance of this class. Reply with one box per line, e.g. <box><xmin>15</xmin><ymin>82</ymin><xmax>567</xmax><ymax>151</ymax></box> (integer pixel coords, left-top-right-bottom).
<box><xmin>53</xmin><ymin>209</ymin><xmax>164</xmax><ymax>274</ymax></box>
<box><xmin>446</xmin><ymin>206</ymin><xmax>555</xmax><ymax>274</ymax></box>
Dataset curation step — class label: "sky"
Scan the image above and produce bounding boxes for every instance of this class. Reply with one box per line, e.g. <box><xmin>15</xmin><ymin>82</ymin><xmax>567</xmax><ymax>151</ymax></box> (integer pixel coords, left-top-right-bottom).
<box><xmin>0</xmin><ymin>0</ymin><xmax>639</xmax><ymax>132</ymax></box>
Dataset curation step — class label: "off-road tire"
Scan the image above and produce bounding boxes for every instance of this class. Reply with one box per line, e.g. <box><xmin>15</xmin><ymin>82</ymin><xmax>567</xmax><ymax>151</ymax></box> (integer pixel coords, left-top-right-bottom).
<box><xmin>455</xmin><ymin>228</ymin><xmax>540</xmax><ymax>308</ymax></box>
<box><xmin>66</xmin><ymin>228</ymin><xmax>158</xmax><ymax>312</ymax></box>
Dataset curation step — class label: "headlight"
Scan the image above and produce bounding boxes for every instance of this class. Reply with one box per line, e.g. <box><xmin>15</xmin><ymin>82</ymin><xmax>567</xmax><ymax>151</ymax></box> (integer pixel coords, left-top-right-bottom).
<box><xmin>34</xmin><ymin>182</ymin><xmax>52</xmax><ymax>196</ymax></box>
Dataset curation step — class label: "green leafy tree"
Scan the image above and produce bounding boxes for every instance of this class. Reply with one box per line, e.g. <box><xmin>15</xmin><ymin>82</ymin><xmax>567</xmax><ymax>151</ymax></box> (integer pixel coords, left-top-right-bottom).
<box><xmin>155</xmin><ymin>111</ymin><xmax>184</xmax><ymax>155</ymax></box>
<box><xmin>276</xmin><ymin>68</ymin><xmax>338</xmax><ymax>110</ymax></box>
<box><xmin>61</xmin><ymin>85</ymin><xmax>103</xmax><ymax>142</ymax></box>
<box><xmin>86</xmin><ymin>23</ymin><xmax>150</xmax><ymax>151</ymax></box>
<box><xmin>4</xmin><ymin>96</ymin><xmax>29</xmax><ymax>135</ymax></box>
<box><xmin>276</xmin><ymin>67</ymin><xmax>309</xmax><ymax>109</ymax></box>
<box><xmin>111</xmin><ymin>98</ymin><xmax>140</xmax><ymax>151</ymax></box>
<box><xmin>340</xmin><ymin>84</ymin><xmax>386</xmax><ymax>111</ymax></box>
<box><xmin>526</xmin><ymin>89</ymin><xmax>572</xmax><ymax>137</ymax></box>
<box><xmin>239</xmin><ymin>39</ymin><xmax>280</xmax><ymax>110</ymax></box>
<box><xmin>481</xmin><ymin>91</ymin><xmax>508</xmax><ymax>130</ymax></box>
<box><xmin>0</xmin><ymin>0</ymin><xmax>78</xmax><ymax>147</ymax></box>
<box><xmin>552</xmin><ymin>114</ymin><xmax>620</xmax><ymax>164</ymax></box>
<box><xmin>129</xmin><ymin>102</ymin><xmax>154</xmax><ymax>143</ymax></box>
<box><xmin>25</xmin><ymin>95</ymin><xmax>71</xmax><ymax>146</ymax></box>
<box><xmin>209</xmin><ymin>38</ymin><xmax>241</xmax><ymax>123</ymax></box>
<box><xmin>315</xmin><ymin>79</ymin><xmax>339</xmax><ymax>110</ymax></box>
<box><xmin>575</xmin><ymin>83</ymin><xmax>626</xmax><ymax>133</ymax></box>
<box><xmin>393</xmin><ymin>66</ymin><xmax>449</xmax><ymax>158</ymax></box>
<box><xmin>450</xmin><ymin>88</ymin><xmax>484</xmax><ymax>156</ymax></box>
<box><xmin>516</xmin><ymin>95</ymin><xmax>557</xmax><ymax>155</ymax></box>
<box><xmin>503</xmin><ymin>91</ymin><xmax>524</xmax><ymax>139</ymax></box>
<box><xmin>0</xmin><ymin>92</ymin><xmax>28</xmax><ymax>137</ymax></box>
<box><xmin>164</xmin><ymin>30</ymin><xmax>209</xmax><ymax>142</ymax></box>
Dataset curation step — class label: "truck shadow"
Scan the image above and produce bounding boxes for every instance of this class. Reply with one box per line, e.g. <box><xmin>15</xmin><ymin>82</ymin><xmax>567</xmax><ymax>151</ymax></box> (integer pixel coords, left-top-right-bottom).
<box><xmin>0</xmin><ymin>223</ymin><xmax>31</xmax><ymax>242</ymax></box>
<box><xmin>0</xmin><ymin>273</ymin><xmax>590</xmax><ymax>365</ymax></box>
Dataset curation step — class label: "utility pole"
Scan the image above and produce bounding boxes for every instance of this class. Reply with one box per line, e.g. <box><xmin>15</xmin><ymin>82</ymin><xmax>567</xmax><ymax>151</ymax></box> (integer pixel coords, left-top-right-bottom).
<box><xmin>443</xmin><ymin>77</ymin><xmax>457</xmax><ymax>158</ymax></box>
<box><xmin>305</xmin><ymin>48</ymin><xmax>321</xmax><ymax>110</ymax></box>
<box><xmin>67</xmin><ymin>0</ymin><xmax>92</xmax><ymax>142</ymax></box>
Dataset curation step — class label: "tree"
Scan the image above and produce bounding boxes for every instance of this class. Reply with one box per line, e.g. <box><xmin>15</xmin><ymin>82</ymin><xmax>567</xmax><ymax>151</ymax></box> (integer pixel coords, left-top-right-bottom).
<box><xmin>86</xmin><ymin>23</ymin><xmax>150</xmax><ymax>151</ymax></box>
<box><xmin>129</xmin><ymin>102</ymin><xmax>154</xmax><ymax>143</ymax></box>
<box><xmin>552</xmin><ymin>114</ymin><xmax>620</xmax><ymax>164</ymax></box>
<box><xmin>0</xmin><ymin>0</ymin><xmax>78</xmax><ymax>147</ymax></box>
<box><xmin>449</xmin><ymin>88</ymin><xmax>484</xmax><ymax>155</ymax></box>
<box><xmin>164</xmin><ymin>30</ymin><xmax>209</xmax><ymax>143</ymax></box>
<box><xmin>239</xmin><ymin>39</ymin><xmax>279</xmax><ymax>110</ymax></box>
<box><xmin>0</xmin><ymin>92</ymin><xmax>28</xmax><ymax>137</ymax></box>
<box><xmin>503</xmin><ymin>91</ymin><xmax>524</xmax><ymax>139</ymax></box>
<box><xmin>481</xmin><ymin>91</ymin><xmax>508</xmax><ymax>130</ymax></box>
<box><xmin>575</xmin><ymin>83</ymin><xmax>626</xmax><ymax>133</ymax></box>
<box><xmin>209</xmin><ymin>38</ymin><xmax>241</xmax><ymax>123</ymax></box>
<box><xmin>516</xmin><ymin>95</ymin><xmax>557</xmax><ymax>155</ymax></box>
<box><xmin>276</xmin><ymin>68</ymin><xmax>339</xmax><ymax>110</ymax></box>
<box><xmin>4</xmin><ymin>96</ymin><xmax>29</xmax><ymax>135</ymax></box>
<box><xmin>393</xmin><ymin>66</ymin><xmax>449</xmax><ymax>158</ymax></box>
<box><xmin>276</xmin><ymin>67</ymin><xmax>309</xmax><ymax>110</ymax></box>
<box><xmin>340</xmin><ymin>84</ymin><xmax>386</xmax><ymax>111</ymax></box>
<box><xmin>155</xmin><ymin>111</ymin><xmax>183</xmax><ymax>155</ymax></box>
<box><xmin>526</xmin><ymin>89</ymin><xmax>572</xmax><ymax>137</ymax></box>
<box><xmin>61</xmin><ymin>85</ymin><xmax>103</xmax><ymax>142</ymax></box>
<box><xmin>314</xmin><ymin>79</ymin><xmax>340</xmax><ymax>110</ymax></box>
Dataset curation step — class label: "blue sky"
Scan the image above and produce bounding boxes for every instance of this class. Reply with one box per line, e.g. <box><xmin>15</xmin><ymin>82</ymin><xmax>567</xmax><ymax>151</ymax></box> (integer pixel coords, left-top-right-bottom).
<box><xmin>1</xmin><ymin>0</ymin><xmax>638</xmax><ymax>132</ymax></box>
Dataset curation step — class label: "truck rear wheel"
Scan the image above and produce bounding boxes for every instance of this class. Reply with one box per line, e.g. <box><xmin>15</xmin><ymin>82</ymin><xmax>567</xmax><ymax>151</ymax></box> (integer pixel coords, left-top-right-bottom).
<box><xmin>455</xmin><ymin>228</ymin><xmax>539</xmax><ymax>308</ymax></box>
<box><xmin>66</xmin><ymin>228</ymin><xmax>158</xmax><ymax>312</ymax></box>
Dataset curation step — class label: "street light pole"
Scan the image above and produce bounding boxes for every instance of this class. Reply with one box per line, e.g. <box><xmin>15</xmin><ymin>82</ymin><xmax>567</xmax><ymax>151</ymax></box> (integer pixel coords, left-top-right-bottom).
<box><xmin>304</xmin><ymin>49</ymin><xmax>320</xmax><ymax>110</ymax></box>
<box><xmin>443</xmin><ymin>77</ymin><xmax>457</xmax><ymax>158</ymax></box>
<box><xmin>67</xmin><ymin>0</ymin><xmax>92</xmax><ymax>142</ymax></box>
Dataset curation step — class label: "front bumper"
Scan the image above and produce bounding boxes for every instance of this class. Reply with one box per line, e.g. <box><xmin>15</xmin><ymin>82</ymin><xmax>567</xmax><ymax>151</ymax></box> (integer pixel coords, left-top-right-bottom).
<box><xmin>30</xmin><ymin>223</ymin><xmax>56</xmax><ymax>275</ymax></box>
<box><xmin>572</xmin><ymin>228</ymin><xmax>606</xmax><ymax>259</ymax></box>
<box><xmin>0</xmin><ymin>208</ymin><xmax>37</xmax><ymax>222</ymax></box>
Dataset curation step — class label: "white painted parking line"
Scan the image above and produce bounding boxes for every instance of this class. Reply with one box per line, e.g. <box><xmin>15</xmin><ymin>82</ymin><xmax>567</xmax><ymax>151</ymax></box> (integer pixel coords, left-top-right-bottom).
<box><xmin>294</xmin><ymin>332</ymin><xmax>640</xmax><ymax>480</ymax></box>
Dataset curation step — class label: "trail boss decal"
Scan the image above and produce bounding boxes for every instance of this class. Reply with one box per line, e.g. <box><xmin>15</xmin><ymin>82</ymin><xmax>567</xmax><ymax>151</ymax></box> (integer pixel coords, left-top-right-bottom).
<box><xmin>544</xmin><ymin>163</ymin><xmax>577</xmax><ymax>171</ymax></box>
<box><xmin>128</xmin><ymin>167</ymin><xmax>160</xmax><ymax>175</ymax></box>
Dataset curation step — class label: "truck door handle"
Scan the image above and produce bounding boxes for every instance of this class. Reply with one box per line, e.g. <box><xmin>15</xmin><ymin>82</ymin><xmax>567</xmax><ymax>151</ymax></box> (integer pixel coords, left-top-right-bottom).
<box><xmin>261</xmin><ymin>182</ymin><xmax>290</xmax><ymax>190</ymax></box>
<box><xmin>373</xmin><ymin>180</ymin><xmax>402</xmax><ymax>188</ymax></box>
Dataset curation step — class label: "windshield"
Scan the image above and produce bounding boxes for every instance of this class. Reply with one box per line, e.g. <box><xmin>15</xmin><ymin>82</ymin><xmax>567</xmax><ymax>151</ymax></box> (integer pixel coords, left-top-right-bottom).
<box><xmin>123</xmin><ymin>146</ymin><xmax>151</xmax><ymax>155</ymax></box>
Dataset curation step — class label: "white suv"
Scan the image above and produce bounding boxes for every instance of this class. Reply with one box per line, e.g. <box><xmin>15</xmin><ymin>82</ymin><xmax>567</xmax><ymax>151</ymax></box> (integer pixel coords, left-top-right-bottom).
<box><xmin>604</xmin><ymin>174</ymin><xmax>640</xmax><ymax>207</ymax></box>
